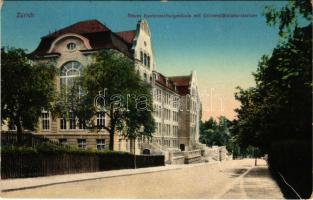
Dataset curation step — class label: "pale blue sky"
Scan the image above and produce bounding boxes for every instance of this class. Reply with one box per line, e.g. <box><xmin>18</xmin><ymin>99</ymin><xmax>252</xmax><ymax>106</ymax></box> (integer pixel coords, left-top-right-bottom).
<box><xmin>2</xmin><ymin>1</ymin><xmax>287</xmax><ymax>119</ymax></box>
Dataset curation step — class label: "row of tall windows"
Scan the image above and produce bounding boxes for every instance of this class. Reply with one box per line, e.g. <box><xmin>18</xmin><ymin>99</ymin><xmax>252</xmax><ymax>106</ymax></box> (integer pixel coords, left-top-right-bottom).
<box><xmin>162</xmin><ymin>124</ymin><xmax>171</xmax><ymax>136</ymax></box>
<box><xmin>191</xmin><ymin>100</ymin><xmax>198</xmax><ymax>112</ymax></box>
<box><xmin>153</xmin><ymin>104</ymin><xmax>162</xmax><ymax>119</ymax></box>
<box><xmin>155</xmin><ymin>88</ymin><xmax>162</xmax><ymax>102</ymax></box>
<box><xmin>140</xmin><ymin>51</ymin><xmax>151</xmax><ymax>68</ymax></box>
<box><xmin>41</xmin><ymin>111</ymin><xmax>105</xmax><ymax>130</ymax></box>
<box><xmin>173</xmin><ymin>111</ymin><xmax>179</xmax><ymax>122</ymax></box>
<box><xmin>163</xmin><ymin>108</ymin><xmax>171</xmax><ymax>120</ymax></box>
<box><xmin>163</xmin><ymin>139</ymin><xmax>178</xmax><ymax>147</ymax></box>
<box><xmin>41</xmin><ymin>112</ymin><xmax>50</xmax><ymax>130</ymax></box>
<box><xmin>155</xmin><ymin>122</ymin><xmax>162</xmax><ymax>135</ymax></box>
<box><xmin>42</xmin><ymin>61</ymin><xmax>106</xmax><ymax>131</ymax></box>
<box><xmin>191</xmin><ymin>113</ymin><xmax>197</xmax><ymax>124</ymax></box>
<box><xmin>60</xmin><ymin>138</ymin><xmax>106</xmax><ymax>150</ymax></box>
<box><xmin>154</xmin><ymin>88</ymin><xmax>180</xmax><ymax>109</ymax></box>
<box><xmin>172</xmin><ymin>125</ymin><xmax>179</xmax><ymax>137</ymax></box>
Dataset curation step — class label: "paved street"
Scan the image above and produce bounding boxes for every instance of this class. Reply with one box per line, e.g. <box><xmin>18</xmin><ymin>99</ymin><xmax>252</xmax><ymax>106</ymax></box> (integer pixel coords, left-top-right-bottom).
<box><xmin>1</xmin><ymin>159</ymin><xmax>283</xmax><ymax>199</ymax></box>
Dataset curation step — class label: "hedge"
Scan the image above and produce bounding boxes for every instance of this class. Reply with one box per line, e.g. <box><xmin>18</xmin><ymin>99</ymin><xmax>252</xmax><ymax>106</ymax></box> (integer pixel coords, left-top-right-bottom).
<box><xmin>1</xmin><ymin>144</ymin><xmax>164</xmax><ymax>179</ymax></box>
<box><xmin>268</xmin><ymin>140</ymin><xmax>312</xmax><ymax>199</ymax></box>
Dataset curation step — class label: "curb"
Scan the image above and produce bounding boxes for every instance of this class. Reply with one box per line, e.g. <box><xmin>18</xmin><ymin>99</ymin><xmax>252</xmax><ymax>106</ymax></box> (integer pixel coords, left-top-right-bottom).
<box><xmin>1</xmin><ymin>162</ymin><xmax>217</xmax><ymax>193</ymax></box>
<box><xmin>1</xmin><ymin>167</ymin><xmax>181</xmax><ymax>192</ymax></box>
<box><xmin>213</xmin><ymin>165</ymin><xmax>254</xmax><ymax>198</ymax></box>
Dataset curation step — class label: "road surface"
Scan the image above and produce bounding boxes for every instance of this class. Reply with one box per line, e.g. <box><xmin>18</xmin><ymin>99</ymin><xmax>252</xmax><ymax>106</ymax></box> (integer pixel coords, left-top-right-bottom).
<box><xmin>1</xmin><ymin>159</ymin><xmax>283</xmax><ymax>198</ymax></box>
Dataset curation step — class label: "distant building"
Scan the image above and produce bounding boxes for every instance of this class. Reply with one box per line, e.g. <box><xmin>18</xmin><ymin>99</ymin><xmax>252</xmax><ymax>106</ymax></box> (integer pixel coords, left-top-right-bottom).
<box><xmin>14</xmin><ymin>19</ymin><xmax>202</xmax><ymax>155</ymax></box>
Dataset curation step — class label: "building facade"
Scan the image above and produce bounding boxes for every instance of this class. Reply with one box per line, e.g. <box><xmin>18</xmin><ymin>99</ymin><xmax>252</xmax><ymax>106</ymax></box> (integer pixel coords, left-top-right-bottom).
<box><xmin>24</xmin><ymin>19</ymin><xmax>201</xmax><ymax>154</ymax></box>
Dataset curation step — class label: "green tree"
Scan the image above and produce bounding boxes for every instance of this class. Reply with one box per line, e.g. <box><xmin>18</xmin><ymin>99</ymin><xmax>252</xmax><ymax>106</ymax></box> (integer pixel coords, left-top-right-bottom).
<box><xmin>1</xmin><ymin>48</ymin><xmax>56</xmax><ymax>144</ymax></box>
<box><xmin>53</xmin><ymin>80</ymin><xmax>96</xmax><ymax>131</ymax></box>
<box><xmin>264</xmin><ymin>0</ymin><xmax>312</xmax><ymax>39</ymax></box>
<box><xmin>81</xmin><ymin>50</ymin><xmax>155</xmax><ymax>150</ymax></box>
<box><xmin>234</xmin><ymin>0</ymin><xmax>312</xmax><ymax>152</ymax></box>
<box><xmin>200</xmin><ymin>116</ymin><xmax>231</xmax><ymax>147</ymax></box>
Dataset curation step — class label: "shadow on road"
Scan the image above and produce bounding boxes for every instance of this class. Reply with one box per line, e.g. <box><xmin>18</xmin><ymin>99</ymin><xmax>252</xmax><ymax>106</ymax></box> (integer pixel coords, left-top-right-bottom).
<box><xmin>229</xmin><ymin>168</ymin><xmax>247</xmax><ymax>178</ymax></box>
<box><xmin>245</xmin><ymin>167</ymin><xmax>269</xmax><ymax>177</ymax></box>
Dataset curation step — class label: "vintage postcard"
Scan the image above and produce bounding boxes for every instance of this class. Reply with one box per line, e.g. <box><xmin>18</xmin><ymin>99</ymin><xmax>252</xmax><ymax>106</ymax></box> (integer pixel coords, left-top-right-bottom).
<box><xmin>1</xmin><ymin>0</ymin><xmax>312</xmax><ymax>199</ymax></box>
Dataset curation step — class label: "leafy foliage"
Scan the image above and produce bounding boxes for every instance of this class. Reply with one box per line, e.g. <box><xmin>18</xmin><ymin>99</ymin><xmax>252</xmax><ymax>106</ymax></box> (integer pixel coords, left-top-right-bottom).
<box><xmin>234</xmin><ymin>0</ymin><xmax>312</xmax><ymax>152</ymax></box>
<box><xmin>200</xmin><ymin>116</ymin><xmax>231</xmax><ymax>147</ymax></box>
<box><xmin>263</xmin><ymin>0</ymin><xmax>312</xmax><ymax>39</ymax></box>
<box><xmin>64</xmin><ymin>50</ymin><xmax>155</xmax><ymax>150</ymax></box>
<box><xmin>1</xmin><ymin>48</ymin><xmax>56</xmax><ymax>141</ymax></box>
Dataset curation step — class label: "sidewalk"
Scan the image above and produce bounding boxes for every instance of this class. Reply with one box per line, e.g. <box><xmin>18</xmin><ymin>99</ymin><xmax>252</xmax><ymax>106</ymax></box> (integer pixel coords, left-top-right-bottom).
<box><xmin>218</xmin><ymin>160</ymin><xmax>284</xmax><ymax>199</ymax></box>
<box><xmin>1</xmin><ymin>162</ymin><xmax>215</xmax><ymax>192</ymax></box>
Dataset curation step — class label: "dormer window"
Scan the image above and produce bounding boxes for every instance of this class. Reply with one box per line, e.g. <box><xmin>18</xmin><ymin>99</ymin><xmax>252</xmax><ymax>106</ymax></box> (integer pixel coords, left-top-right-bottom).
<box><xmin>67</xmin><ymin>42</ymin><xmax>76</xmax><ymax>50</ymax></box>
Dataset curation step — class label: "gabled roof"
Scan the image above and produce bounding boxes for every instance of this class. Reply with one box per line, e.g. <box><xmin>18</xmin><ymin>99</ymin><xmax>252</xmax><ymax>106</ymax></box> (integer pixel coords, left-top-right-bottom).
<box><xmin>30</xmin><ymin>19</ymin><xmax>134</xmax><ymax>58</ymax></box>
<box><xmin>116</xmin><ymin>30</ymin><xmax>136</xmax><ymax>45</ymax></box>
<box><xmin>43</xmin><ymin>19</ymin><xmax>110</xmax><ymax>38</ymax></box>
<box><xmin>168</xmin><ymin>75</ymin><xmax>191</xmax><ymax>86</ymax></box>
<box><xmin>154</xmin><ymin>72</ymin><xmax>192</xmax><ymax>95</ymax></box>
<box><xmin>168</xmin><ymin>75</ymin><xmax>191</xmax><ymax>95</ymax></box>
<box><xmin>154</xmin><ymin>71</ymin><xmax>176</xmax><ymax>92</ymax></box>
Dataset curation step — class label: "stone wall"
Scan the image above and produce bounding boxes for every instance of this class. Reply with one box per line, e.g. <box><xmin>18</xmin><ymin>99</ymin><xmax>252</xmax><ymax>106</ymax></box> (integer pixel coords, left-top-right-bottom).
<box><xmin>203</xmin><ymin>146</ymin><xmax>230</xmax><ymax>162</ymax></box>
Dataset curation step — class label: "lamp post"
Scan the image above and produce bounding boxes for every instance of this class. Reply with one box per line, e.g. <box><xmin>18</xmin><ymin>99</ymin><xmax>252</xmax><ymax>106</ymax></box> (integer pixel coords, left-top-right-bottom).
<box><xmin>134</xmin><ymin>125</ymin><xmax>145</xmax><ymax>169</ymax></box>
<box><xmin>133</xmin><ymin>138</ymin><xmax>136</xmax><ymax>169</ymax></box>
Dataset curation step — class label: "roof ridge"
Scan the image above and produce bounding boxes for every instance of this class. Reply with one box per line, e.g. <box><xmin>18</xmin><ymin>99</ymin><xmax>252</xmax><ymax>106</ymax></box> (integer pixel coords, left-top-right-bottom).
<box><xmin>43</xmin><ymin>19</ymin><xmax>110</xmax><ymax>38</ymax></box>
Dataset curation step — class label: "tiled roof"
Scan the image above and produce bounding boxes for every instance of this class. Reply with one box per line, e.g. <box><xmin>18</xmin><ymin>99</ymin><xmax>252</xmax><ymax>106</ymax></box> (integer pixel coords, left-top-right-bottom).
<box><xmin>176</xmin><ymin>86</ymin><xmax>190</xmax><ymax>96</ymax></box>
<box><xmin>155</xmin><ymin>72</ymin><xmax>176</xmax><ymax>92</ymax></box>
<box><xmin>168</xmin><ymin>75</ymin><xmax>191</xmax><ymax>95</ymax></box>
<box><xmin>116</xmin><ymin>30</ymin><xmax>136</xmax><ymax>45</ymax></box>
<box><xmin>154</xmin><ymin>72</ymin><xmax>191</xmax><ymax>95</ymax></box>
<box><xmin>30</xmin><ymin>20</ymin><xmax>133</xmax><ymax>58</ymax></box>
<box><xmin>168</xmin><ymin>76</ymin><xmax>191</xmax><ymax>86</ymax></box>
<box><xmin>43</xmin><ymin>19</ymin><xmax>110</xmax><ymax>38</ymax></box>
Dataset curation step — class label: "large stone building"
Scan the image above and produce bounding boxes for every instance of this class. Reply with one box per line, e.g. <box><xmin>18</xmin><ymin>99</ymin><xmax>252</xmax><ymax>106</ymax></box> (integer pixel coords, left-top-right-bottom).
<box><xmin>20</xmin><ymin>19</ymin><xmax>202</xmax><ymax>156</ymax></box>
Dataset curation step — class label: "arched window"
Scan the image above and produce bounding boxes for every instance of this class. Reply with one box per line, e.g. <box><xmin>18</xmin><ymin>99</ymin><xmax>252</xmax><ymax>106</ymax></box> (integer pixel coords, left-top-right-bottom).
<box><xmin>60</xmin><ymin>61</ymin><xmax>83</xmax><ymax>93</ymax></box>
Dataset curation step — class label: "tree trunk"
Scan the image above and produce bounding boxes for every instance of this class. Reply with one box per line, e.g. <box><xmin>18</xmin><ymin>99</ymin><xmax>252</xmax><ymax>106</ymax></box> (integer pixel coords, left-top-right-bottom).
<box><xmin>108</xmin><ymin>107</ymin><xmax>115</xmax><ymax>151</ymax></box>
<box><xmin>109</xmin><ymin>128</ymin><xmax>114</xmax><ymax>151</ymax></box>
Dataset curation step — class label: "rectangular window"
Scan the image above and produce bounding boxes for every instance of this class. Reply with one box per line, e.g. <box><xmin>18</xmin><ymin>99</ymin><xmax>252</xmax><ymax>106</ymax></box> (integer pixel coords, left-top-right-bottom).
<box><xmin>147</xmin><ymin>56</ymin><xmax>150</xmax><ymax>68</ymax></box>
<box><xmin>118</xmin><ymin>139</ymin><xmax>122</xmax><ymax>151</ymax></box>
<box><xmin>42</xmin><ymin>112</ymin><xmax>50</xmax><ymax>130</ymax></box>
<box><xmin>158</xmin><ymin>90</ymin><xmax>161</xmax><ymax>102</ymax></box>
<box><xmin>140</xmin><ymin>51</ymin><xmax>143</xmax><ymax>63</ymax></box>
<box><xmin>155</xmin><ymin>123</ymin><xmax>158</xmax><ymax>135</ymax></box>
<box><xmin>96</xmin><ymin>139</ymin><xmax>105</xmax><ymax>150</ymax></box>
<box><xmin>168</xmin><ymin>125</ymin><xmax>171</xmax><ymax>136</ymax></box>
<box><xmin>169</xmin><ymin>110</ymin><xmax>171</xmax><ymax>120</ymax></box>
<box><xmin>69</xmin><ymin>112</ymin><xmax>76</xmax><ymax>129</ymax></box>
<box><xmin>144</xmin><ymin>53</ymin><xmax>147</xmax><ymax>66</ymax></box>
<box><xmin>159</xmin><ymin>123</ymin><xmax>161</xmax><ymax>135</ymax></box>
<box><xmin>126</xmin><ymin>139</ymin><xmax>129</xmax><ymax>151</ymax></box>
<box><xmin>97</xmin><ymin>112</ymin><xmax>105</xmax><ymax>128</ymax></box>
<box><xmin>59</xmin><ymin>138</ymin><xmax>67</xmax><ymax>145</ymax></box>
<box><xmin>77</xmin><ymin>139</ymin><xmax>86</xmax><ymax>149</ymax></box>
<box><xmin>158</xmin><ymin>106</ymin><xmax>161</xmax><ymax>118</ymax></box>
<box><xmin>78</xmin><ymin>119</ymin><xmax>85</xmax><ymax>129</ymax></box>
<box><xmin>60</xmin><ymin>117</ymin><xmax>66</xmax><ymax>130</ymax></box>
